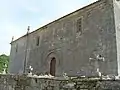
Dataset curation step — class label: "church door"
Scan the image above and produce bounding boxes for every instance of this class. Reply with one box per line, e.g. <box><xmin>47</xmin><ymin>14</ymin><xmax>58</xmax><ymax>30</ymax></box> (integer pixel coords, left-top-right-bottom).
<box><xmin>50</xmin><ymin>57</ymin><xmax>56</xmax><ymax>76</ymax></box>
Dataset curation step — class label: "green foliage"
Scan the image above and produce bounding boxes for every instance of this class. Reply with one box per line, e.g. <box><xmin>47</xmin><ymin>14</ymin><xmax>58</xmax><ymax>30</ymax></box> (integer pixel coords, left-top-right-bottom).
<box><xmin>0</xmin><ymin>54</ymin><xmax>9</xmax><ymax>73</ymax></box>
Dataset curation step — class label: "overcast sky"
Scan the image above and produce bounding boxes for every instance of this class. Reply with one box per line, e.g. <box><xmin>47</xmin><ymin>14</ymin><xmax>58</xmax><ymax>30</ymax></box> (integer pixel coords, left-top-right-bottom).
<box><xmin>0</xmin><ymin>0</ymin><xmax>97</xmax><ymax>55</ymax></box>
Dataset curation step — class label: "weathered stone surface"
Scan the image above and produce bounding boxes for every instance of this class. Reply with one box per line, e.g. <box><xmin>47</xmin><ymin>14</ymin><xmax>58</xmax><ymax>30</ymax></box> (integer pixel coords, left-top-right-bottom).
<box><xmin>9</xmin><ymin>0</ymin><xmax>120</xmax><ymax>77</ymax></box>
<box><xmin>113</xmin><ymin>0</ymin><xmax>120</xmax><ymax>75</ymax></box>
<box><xmin>1</xmin><ymin>75</ymin><xmax>120</xmax><ymax>90</ymax></box>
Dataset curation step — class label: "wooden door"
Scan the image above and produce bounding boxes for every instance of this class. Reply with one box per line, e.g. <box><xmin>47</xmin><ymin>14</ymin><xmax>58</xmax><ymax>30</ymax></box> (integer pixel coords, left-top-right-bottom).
<box><xmin>50</xmin><ymin>57</ymin><xmax>56</xmax><ymax>76</ymax></box>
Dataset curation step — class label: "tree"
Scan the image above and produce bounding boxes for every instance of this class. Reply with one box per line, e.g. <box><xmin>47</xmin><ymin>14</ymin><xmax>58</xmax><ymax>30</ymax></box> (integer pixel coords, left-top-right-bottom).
<box><xmin>0</xmin><ymin>54</ymin><xmax>9</xmax><ymax>73</ymax></box>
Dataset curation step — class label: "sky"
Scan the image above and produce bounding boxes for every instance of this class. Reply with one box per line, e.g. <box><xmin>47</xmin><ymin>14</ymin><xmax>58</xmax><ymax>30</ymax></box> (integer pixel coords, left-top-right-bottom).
<box><xmin>0</xmin><ymin>0</ymin><xmax>97</xmax><ymax>55</ymax></box>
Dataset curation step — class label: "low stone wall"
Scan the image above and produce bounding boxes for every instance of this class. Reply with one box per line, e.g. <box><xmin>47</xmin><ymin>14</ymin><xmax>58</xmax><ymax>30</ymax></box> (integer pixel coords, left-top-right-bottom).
<box><xmin>0</xmin><ymin>74</ymin><xmax>120</xmax><ymax>90</ymax></box>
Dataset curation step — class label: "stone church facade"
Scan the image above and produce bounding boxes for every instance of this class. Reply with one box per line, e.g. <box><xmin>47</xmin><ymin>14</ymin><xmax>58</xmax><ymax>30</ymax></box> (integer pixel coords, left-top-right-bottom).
<box><xmin>9</xmin><ymin>0</ymin><xmax>120</xmax><ymax>76</ymax></box>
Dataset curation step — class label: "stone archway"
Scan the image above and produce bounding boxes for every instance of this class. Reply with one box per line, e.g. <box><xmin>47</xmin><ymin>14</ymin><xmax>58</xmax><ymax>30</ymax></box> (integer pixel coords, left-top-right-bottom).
<box><xmin>45</xmin><ymin>51</ymin><xmax>60</xmax><ymax>76</ymax></box>
<box><xmin>50</xmin><ymin>57</ymin><xmax>56</xmax><ymax>76</ymax></box>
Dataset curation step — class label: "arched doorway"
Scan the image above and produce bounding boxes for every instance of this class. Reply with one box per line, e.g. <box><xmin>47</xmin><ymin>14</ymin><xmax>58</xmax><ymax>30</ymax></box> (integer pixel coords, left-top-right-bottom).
<box><xmin>50</xmin><ymin>57</ymin><xmax>56</xmax><ymax>76</ymax></box>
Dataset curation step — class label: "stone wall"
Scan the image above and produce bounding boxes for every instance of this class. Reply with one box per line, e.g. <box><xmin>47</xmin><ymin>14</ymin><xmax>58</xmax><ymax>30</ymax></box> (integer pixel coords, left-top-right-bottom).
<box><xmin>1</xmin><ymin>74</ymin><xmax>120</xmax><ymax>90</ymax></box>
<box><xmin>113</xmin><ymin>0</ymin><xmax>120</xmax><ymax>75</ymax></box>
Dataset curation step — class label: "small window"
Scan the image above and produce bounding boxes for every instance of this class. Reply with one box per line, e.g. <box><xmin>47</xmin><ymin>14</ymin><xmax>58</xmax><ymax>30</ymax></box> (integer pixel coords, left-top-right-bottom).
<box><xmin>36</xmin><ymin>36</ymin><xmax>40</xmax><ymax>46</ymax></box>
<box><xmin>77</xmin><ymin>18</ymin><xmax>82</xmax><ymax>33</ymax></box>
<box><xmin>16</xmin><ymin>44</ymin><xmax>18</xmax><ymax>53</ymax></box>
